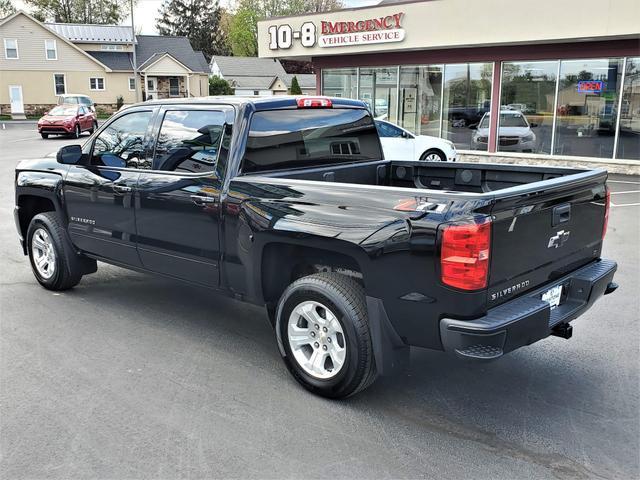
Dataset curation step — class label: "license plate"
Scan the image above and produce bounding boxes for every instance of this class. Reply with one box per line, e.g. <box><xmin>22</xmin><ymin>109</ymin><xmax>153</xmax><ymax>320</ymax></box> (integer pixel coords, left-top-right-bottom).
<box><xmin>541</xmin><ymin>284</ymin><xmax>563</xmax><ymax>310</ymax></box>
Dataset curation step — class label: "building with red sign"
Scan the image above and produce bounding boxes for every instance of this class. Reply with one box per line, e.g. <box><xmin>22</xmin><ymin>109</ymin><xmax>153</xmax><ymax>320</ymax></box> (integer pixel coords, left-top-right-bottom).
<box><xmin>258</xmin><ymin>0</ymin><xmax>640</xmax><ymax>172</ymax></box>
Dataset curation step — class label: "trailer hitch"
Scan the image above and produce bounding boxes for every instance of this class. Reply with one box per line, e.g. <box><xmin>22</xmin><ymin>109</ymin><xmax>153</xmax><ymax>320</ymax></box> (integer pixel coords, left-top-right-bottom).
<box><xmin>551</xmin><ymin>323</ymin><xmax>573</xmax><ymax>340</ymax></box>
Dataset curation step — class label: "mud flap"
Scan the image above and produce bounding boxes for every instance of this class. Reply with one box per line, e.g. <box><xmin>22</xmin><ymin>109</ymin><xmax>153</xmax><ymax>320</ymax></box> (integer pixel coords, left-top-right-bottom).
<box><xmin>366</xmin><ymin>296</ymin><xmax>409</xmax><ymax>376</ymax></box>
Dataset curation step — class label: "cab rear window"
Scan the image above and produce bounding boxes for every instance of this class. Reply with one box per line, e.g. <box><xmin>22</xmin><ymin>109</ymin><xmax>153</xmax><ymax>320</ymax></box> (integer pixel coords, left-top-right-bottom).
<box><xmin>241</xmin><ymin>108</ymin><xmax>382</xmax><ymax>174</ymax></box>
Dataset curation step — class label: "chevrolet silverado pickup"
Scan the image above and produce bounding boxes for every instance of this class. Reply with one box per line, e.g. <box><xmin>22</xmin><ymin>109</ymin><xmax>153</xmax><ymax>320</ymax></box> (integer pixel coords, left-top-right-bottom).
<box><xmin>14</xmin><ymin>96</ymin><xmax>618</xmax><ymax>398</ymax></box>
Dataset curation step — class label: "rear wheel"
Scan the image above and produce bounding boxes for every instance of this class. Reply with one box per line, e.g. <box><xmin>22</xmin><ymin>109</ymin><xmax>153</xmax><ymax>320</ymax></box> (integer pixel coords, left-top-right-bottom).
<box><xmin>40</xmin><ymin>132</ymin><xmax>48</xmax><ymax>139</ymax></box>
<box><xmin>27</xmin><ymin>212</ymin><xmax>84</xmax><ymax>290</ymax></box>
<box><xmin>275</xmin><ymin>272</ymin><xmax>377</xmax><ymax>398</ymax></box>
<box><xmin>420</xmin><ymin>149</ymin><xmax>446</xmax><ymax>162</ymax></box>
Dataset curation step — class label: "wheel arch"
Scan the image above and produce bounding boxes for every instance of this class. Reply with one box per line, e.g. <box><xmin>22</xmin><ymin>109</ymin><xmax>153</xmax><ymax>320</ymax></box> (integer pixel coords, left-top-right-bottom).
<box><xmin>16</xmin><ymin>191</ymin><xmax>63</xmax><ymax>254</ymax></box>
<box><xmin>419</xmin><ymin>147</ymin><xmax>446</xmax><ymax>161</ymax></box>
<box><xmin>258</xmin><ymin>238</ymin><xmax>370</xmax><ymax>323</ymax></box>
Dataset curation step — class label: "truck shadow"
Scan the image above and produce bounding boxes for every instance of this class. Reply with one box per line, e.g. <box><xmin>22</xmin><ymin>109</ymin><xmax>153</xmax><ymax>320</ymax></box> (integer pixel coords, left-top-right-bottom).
<box><xmin>70</xmin><ymin>266</ymin><xmax>629</xmax><ymax>479</ymax></box>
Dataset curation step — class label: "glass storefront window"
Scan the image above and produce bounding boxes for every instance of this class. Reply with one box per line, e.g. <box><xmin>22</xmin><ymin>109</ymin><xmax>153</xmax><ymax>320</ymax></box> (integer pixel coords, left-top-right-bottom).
<box><xmin>617</xmin><ymin>57</ymin><xmax>640</xmax><ymax>160</ymax></box>
<box><xmin>359</xmin><ymin>67</ymin><xmax>398</xmax><ymax>124</ymax></box>
<box><xmin>399</xmin><ymin>65</ymin><xmax>443</xmax><ymax>136</ymax></box>
<box><xmin>442</xmin><ymin>63</ymin><xmax>493</xmax><ymax>151</ymax></box>
<box><xmin>499</xmin><ymin>61</ymin><xmax>558</xmax><ymax>154</ymax></box>
<box><xmin>322</xmin><ymin>68</ymin><xmax>357</xmax><ymax>99</ymax></box>
<box><xmin>554</xmin><ymin>58</ymin><xmax>624</xmax><ymax>158</ymax></box>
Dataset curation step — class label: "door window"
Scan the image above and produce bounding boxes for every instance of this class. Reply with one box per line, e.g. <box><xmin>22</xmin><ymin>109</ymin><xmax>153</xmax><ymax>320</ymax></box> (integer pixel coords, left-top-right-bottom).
<box><xmin>152</xmin><ymin>110</ymin><xmax>227</xmax><ymax>173</ymax></box>
<box><xmin>376</xmin><ymin>120</ymin><xmax>404</xmax><ymax>137</ymax></box>
<box><xmin>91</xmin><ymin>111</ymin><xmax>153</xmax><ymax>168</ymax></box>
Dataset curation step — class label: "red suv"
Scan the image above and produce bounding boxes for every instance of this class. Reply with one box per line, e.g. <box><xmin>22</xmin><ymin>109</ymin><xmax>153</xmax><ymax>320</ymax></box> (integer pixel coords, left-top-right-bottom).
<box><xmin>38</xmin><ymin>105</ymin><xmax>98</xmax><ymax>139</ymax></box>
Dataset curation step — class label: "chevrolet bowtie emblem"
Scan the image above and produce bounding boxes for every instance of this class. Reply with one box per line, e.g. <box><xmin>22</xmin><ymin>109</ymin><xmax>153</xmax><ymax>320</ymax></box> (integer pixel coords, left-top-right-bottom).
<box><xmin>548</xmin><ymin>230</ymin><xmax>570</xmax><ymax>249</ymax></box>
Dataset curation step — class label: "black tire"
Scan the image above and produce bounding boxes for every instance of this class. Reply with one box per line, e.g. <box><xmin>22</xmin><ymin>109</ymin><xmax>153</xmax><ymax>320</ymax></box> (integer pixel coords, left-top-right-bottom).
<box><xmin>27</xmin><ymin>212</ymin><xmax>83</xmax><ymax>291</ymax></box>
<box><xmin>275</xmin><ymin>272</ymin><xmax>377</xmax><ymax>399</ymax></box>
<box><xmin>40</xmin><ymin>132</ymin><xmax>48</xmax><ymax>139</ymax></box>
<box><xmin>71</xmin><ymin>124</ymin><xmax>80</xmax><ymax>139</ymax></box>
<box><xmin>89</xmin><ymin>121</ymin><xmax>98</xmax><ymax>134</ymax></box>
<box><xmin>420</xmin><ymin>149</ymin><xmax>446</xmax><ymax>162</ymax></box>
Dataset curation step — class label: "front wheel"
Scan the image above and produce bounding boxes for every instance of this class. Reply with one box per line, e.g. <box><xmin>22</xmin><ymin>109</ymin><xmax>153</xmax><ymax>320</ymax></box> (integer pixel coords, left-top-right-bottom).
<box><xmin>88</xmin><ymin>121</ymin><xmax>98</xmax><ymax>134</ymax></box>
<box><xmin>27</xmin><ymin>212</ymin><xmax>84</xmax><ymax>290</ymax></box>
<box><xmin>71</xmin><ymin>124</ymin><xmax>80</xmax><ymax>139</ymax></box>
<box><xmin>40</xmin><ymin>132</ymin><xmax>48</xmax><ymax>139</ymax></box>
<box><xmin>275</xmin><ymin>272</ymin><xmax>377</xmax><ymax>398</ymax></box>
<box><xmin>420</xmin><ymin>149</ymin><xmax>446</xmax><ymax>162</ymax></box>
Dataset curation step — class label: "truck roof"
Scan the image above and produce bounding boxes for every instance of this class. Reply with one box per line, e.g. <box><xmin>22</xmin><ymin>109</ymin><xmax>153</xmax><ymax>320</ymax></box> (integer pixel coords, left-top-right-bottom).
<box><xmin>134</xmin><ymin>95</ymin><xmax>368</xmax><ymax>111</ymax></box>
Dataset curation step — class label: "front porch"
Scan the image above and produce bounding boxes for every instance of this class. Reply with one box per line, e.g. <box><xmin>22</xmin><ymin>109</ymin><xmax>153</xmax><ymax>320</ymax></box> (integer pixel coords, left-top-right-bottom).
<box><xmin>142</xmin><ymin>75</ymin><xmax>193</xmax><ymax>100</ymax></box>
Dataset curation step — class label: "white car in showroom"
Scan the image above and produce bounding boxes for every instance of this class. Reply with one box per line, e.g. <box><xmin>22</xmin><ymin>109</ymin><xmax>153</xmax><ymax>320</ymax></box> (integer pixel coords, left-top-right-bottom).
<box><xmin>375</xmin><ymin>120</ymin><xmax>457</xmax><ymax>162</ymax></box>
<box><xmin>471</xmin><ymin>110</ymin><xmax>537</xmax><ymax>152</ymax></box>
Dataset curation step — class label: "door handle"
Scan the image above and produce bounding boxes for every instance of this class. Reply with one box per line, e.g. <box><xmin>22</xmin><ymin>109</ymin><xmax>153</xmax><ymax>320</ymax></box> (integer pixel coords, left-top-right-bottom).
<box><xmin>113</xmin><ymin>184</ymin><xmax>132</xmax><ymax>193</ymax></box>
<box><xmin>190</xmin><ymin>195</ymin><xmax>216</xmax><ymax>205</ymax></box>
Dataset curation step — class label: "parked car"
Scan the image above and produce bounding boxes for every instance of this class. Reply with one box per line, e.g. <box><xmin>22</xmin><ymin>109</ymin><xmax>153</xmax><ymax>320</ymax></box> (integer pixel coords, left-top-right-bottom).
<box><xmin>57</xmin><ymin>94</ymin><xmax>95</xmax><ymax>113</ymax></box>
<box><xmin>375</xmin><ymin>119</ymin><xmax>457</xmax><ymax>162</ymax></box>
<box><xmin>472</xmin><ymin>110</ymin><xmax>537</xmax><ymax>152</ymax></box>
<box><xmin>37</xmin><ymin>105</ymin><xmax>98</xmax><ymax>139</ymax></box>
<box><xmin>15</xmin><ymin>96</ymin><xmax>617</xmax><ymax>398</ymax></box>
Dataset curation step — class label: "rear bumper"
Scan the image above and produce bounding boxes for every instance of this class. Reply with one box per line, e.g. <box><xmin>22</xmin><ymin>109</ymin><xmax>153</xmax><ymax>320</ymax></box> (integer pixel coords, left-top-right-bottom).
<box><xmin>440</xmin><ymin>259</ymin><xmax>617</xmax><ymax>360</ymax></box>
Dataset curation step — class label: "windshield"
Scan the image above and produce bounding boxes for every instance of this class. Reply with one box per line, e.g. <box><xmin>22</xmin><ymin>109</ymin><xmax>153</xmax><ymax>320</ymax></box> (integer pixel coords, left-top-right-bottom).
<box><xmin>242</xmin><ymin>108</ymin><xmax>383</xmax><ymax>174</ymax></box>
<box><xmin>48</xmin><ymin>106</ymin><xmax>78</xmax><ymax>116</ymax></box>
<box><xmin>480</xmin><ymin>113</ymin><xmax>528</xmax><ymax>128</ymax></box>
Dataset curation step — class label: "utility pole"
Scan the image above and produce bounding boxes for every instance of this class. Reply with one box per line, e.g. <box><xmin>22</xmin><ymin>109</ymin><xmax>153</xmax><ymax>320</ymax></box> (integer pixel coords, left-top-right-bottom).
<box><xmin>130</xmin><ymin>0</ymin><xmax>140</xmax><ymax>102</ymax></box>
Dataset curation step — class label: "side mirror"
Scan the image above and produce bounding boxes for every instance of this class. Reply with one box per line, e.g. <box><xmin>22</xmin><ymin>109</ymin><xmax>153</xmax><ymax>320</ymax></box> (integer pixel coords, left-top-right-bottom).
<box><xmin>401</xmin><ymin>131</ymin><xmax>409</xmax><ymax>138</ymax></box>
<box><xmin>57</xmin><ymin>145</ymin><xmax>84</xmax><ymax>165</ymax></box>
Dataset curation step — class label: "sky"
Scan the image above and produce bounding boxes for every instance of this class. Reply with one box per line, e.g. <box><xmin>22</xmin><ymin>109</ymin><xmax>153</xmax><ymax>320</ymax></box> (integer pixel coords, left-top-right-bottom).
<box><xmin>14</xmin><ymin>0</ymin><xmax>381</xmax><ymax>34</ymax></box>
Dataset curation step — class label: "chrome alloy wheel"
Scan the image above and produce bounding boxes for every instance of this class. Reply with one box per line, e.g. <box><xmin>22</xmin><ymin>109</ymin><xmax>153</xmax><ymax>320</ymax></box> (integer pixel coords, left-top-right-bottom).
<box><xmin>287</xmin><ymin>301</ymin><xmax>346</xmax><ymax>379</ymax></box>
<box><xmin>31</xmin><ymin>228</ymin><xmax>56</xmax><ymax>279</ymax></box>
<box><xmin>424</xmin><ymin>152</ymin><xmax>444</xmax><ymax>161</ymax></box>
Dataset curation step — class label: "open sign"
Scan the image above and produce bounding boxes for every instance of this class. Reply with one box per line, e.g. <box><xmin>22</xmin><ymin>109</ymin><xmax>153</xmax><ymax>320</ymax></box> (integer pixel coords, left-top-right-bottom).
<box><xmin>577</xmin><ymin>80</ymin><xmax>604</xmax><ymax>93</ymax></box>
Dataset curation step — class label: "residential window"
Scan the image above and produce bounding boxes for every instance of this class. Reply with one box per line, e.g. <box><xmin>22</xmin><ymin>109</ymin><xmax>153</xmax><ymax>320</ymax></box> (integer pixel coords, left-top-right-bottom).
<box><xmin>169</xmin><ymin>77</ymin><xmax>180</xmax><ymax>96</ymax></box>
<box><xmin>152</xmin><ymin>110</ymin><xmax>227</xmax><ymax>172</ymax></box>
<box><xmin>4</xmin><ymin>38</ymin><xmax>18</xmax><ymax>59</ymax></box>
<box><xmin>90</xmin><ymin>78</ymin><xmax>105</xmax><ymax>91</ymax></box>
<box><xmin>53</xmin><ymin>74</ymin><xmax>66</xmax><ymax>95</ymax></box>
<box><xmin>253</xmin><ymin>90</ymin><xmax>259</xmax><ymax>95</ymax></box>
<box><xmin>129</xmin><ymin>77</ymin><xmax>136</xmax><ymax>91</ymax></box>
<box><xmin>45</xmin><ymin>39</ymin><xmax>57</xmax><ymax>60</ymax></box>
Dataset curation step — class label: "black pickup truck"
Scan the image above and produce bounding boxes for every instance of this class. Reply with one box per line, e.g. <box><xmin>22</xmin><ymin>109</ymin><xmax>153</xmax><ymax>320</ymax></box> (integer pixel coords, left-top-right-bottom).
<box><xmin>14</xmin><ymin>96</ymin><xmax>618</xmax><ymax>398</ymax></box>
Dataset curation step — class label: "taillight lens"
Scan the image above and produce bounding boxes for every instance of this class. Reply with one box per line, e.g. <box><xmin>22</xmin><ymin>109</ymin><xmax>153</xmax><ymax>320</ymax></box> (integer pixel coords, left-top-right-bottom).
<box><xmin>602</xmin><ymin>186</ymin><xmax>610</xmax><ymax>239</ymax></box>
<box><xmin>297</xmin><ymin>97</ymin><xmax>332</xmax><ymax>108</ymax></box>
<box><xmin>440</xmin><ymin>220</ymin><xmax>491</xmax><ymax>290</ymax></box>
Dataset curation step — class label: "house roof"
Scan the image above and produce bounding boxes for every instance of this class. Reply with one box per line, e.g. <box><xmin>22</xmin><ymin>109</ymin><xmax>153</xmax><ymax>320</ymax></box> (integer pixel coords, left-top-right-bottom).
<box><xmin>212</xmin><ymin>55</ymin><xmax>289</xmax><ymax>78</ymax></box>
<box><xmin>136</xmin><ymin>36</ymin><xmax>210</xmax><ymax>73</ymax></box>
<box><xmin>46</xmin><ymin>23</ymin><xmax>134</xmax><ymax>43</ymax></box>
<box><xmin>226</xmin><ymin>75</ymin><xmax>279</xmax><ymax>90</ymax></box>
<box><xmin>288</xmin><ymin>73</ymin><xmax>316</xmax><ymax>89</ymax></box>
<box><xmin>86</xmin><ymin>51</ymin><xmax>133</xmax><ymax>70</ymax></box>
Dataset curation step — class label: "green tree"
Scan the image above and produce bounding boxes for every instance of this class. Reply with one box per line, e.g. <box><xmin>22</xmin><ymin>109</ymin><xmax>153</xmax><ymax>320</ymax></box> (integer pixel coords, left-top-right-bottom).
<box><xmin>209</xmin><ymin>76</ymin><xmax>234</xmax><ymax>95</ymax></box>
<box><xmin>0</xmin><ymin>0</ymin><xmax>16</xmax><ymax>18</ymax></box>
<box><xmin>25</xmin><ymin>0</ymin><xmax>131</xmax><ymax>23</ymax></box>
<box><xmin>156</xmin><ymin>0</ymin><xmax>230</xmax><ymax>61</ymax></box>
<box><xmin>290</xmin><ymin>76</ymin><xmax>302</xmax><ymax>94</ymax></box>
<box><xmin>228</xmin><ymin>0</ymin><xmax>343</xmax><ymax>57</ymax></box>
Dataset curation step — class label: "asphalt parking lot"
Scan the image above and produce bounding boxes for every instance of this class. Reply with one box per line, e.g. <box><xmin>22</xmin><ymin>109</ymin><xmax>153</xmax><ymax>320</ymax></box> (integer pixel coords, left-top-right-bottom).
<box><xmin>1</xmin><ymin>122</ymin><xmax>638</xmax><ymax>479</ymax></box>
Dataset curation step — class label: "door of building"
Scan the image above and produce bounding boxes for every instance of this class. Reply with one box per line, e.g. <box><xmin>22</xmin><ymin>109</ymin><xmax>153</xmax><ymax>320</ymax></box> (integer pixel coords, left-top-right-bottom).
<box><xmin>9</xmin><ymin>85</ymin><xmax>24</xmax><ymax>117</ymax></box>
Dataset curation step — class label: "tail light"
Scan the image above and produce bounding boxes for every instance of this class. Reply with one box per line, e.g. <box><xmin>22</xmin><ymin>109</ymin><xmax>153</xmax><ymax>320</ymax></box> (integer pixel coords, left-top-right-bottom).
<box><xmin>297</xmin><ymin>97</ymin><xmax>332</xmax><ymax>108</ymax></box>
<box><xmin>602</xmin><ymin>186</ymin><xmax>610</xmax><ymax>239</ymax></box>
<box><xmin>440</xmin><ymin>219</ymin><xmax>491</xmax><ymax>290</ymax></box>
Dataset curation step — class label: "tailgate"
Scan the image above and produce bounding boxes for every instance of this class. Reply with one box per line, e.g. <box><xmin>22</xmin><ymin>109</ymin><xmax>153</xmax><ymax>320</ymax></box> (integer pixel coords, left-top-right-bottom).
<box><xmin>487</xmin><ymin>172</ymin><xmax>608</xmax><ymax>307</ymax></box>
